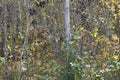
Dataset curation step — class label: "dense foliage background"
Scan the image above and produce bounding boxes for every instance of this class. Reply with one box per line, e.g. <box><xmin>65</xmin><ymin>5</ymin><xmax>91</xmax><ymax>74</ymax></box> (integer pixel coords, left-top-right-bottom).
<box><xmin>0</xmin><ymin>0</ymin><xmax>120</xmax><ymax>80</ymax></box>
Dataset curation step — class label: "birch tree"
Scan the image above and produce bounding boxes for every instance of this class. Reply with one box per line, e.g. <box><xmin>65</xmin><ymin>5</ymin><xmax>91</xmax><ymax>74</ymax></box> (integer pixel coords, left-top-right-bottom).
<box><xmin>64</xmin><ymin>0</ymin><xmax>70</xmax><ymax>57</ymax></box>
<box><xmin>64</xmin><ymin>0</ymin><xmax>73</xmax><ymax>79</ymax></box>
<box><xmin>19</xmin><ymin>0</ymin><xmax>30</xmax><ymax>79</ymax></box>
<box><xmin>3</xmin><ymin>0</ymin><xmax>9</xmax><ymax>79</ymax></box>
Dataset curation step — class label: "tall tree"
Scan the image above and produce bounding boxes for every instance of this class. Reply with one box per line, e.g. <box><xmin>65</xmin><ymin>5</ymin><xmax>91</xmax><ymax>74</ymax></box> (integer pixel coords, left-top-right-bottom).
<box><xmin>64</xmin><ymin>0</ymin><xmax>71</xmax><ymax>56</ymax></box>
<box><xmin>3</xmin><ymin>0</ymin><xmax>9</xmax><ymax>79</ymax></box>
<box><xmin>64</xmin><ymin>0</ymin><xmax>73</xmax><ymax>80</ymax></box>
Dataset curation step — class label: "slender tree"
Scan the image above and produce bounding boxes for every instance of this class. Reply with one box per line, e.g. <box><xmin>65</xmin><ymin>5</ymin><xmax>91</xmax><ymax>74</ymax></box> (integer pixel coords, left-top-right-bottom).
<box><xmin>64</xmin><ymin>0</ymin><xmax>71</xmax><ymax>42</ymax></box>
<box><xmin>3</xmin><ymin>0</ymin><xmax>9</xmax><ymax>79</ymax></box>
<box><xmin>19</xmin><ymin>0</ymin><xmax>30</xmax><ymax>80</ymax></box>
<box><xmin>18</xmin><ymin>0</ymin><xmax>22</xmax><ymax>31</ymax></box>
<box><xmin>64</xmin><ymin>0</ymin><xmax>73</xmax><ymax>80</ymax></box>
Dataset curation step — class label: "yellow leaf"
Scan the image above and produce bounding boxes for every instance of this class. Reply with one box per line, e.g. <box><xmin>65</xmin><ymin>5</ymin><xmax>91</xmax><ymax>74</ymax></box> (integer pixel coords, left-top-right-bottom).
<box><xmin>102</xmin><ymin>52</ymin><xmax>109</xmax><ymax>58</ymax></box>
<box><xmin>111</xmin><ymin>5</ymin><xmax>115</xmax><ymax>12</ymax></box>
<box><xmin>113</xmin><ymin>55</ymin><xmax>119</xmax><ymax>61</ymax></box>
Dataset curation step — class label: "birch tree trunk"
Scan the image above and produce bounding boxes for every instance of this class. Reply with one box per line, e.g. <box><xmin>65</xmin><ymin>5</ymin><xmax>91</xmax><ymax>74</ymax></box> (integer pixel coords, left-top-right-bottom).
<box><xmin>19</xmin><ymin>0</ymin><xmax>30</xmax><ymax>79</ymax></box>
<box><xmin>64</xmin><ymin>0</ymin><xmax>73</xmax><ymax>80</ymax></box>
<box><xmin>64</xmin><ymin>0</ymin><xmax>71</xmax><ymax>43</ymax></box>
<box><xmin>64</xmin><ymin>0</ymin><xmax>70</xmax><ymax>60</ymax></box>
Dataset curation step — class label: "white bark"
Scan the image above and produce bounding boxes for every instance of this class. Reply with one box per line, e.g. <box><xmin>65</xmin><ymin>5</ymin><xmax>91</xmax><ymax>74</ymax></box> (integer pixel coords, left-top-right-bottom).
<box><xmin>64</xmin><ymin>0</ymin><xmax>71</xmax><ymax>59</ymax></box>
<box><xmin>64</xmin><ymin>0</ymin><xmax>71</xmax><ymax>42</ymax></box>
<box><xmin>64</xmin><ymin>0</ymin><xmax>71</xmax><ymax>68</ymax></box>
<box><xmin>64</xmin><ymin>1</ymin><xmax>73</xmax><ymax>79</ymax></box>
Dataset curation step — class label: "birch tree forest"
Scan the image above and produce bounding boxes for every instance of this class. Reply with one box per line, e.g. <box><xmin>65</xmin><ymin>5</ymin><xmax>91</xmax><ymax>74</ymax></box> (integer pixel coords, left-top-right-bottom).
<box><xmin>0</xmin><ymin>0</ymin><xmax>120</xmax><ymax>80</ymax></box>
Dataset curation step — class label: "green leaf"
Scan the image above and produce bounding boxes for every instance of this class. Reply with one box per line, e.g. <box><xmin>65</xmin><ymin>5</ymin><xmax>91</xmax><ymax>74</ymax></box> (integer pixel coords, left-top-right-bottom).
<box><xmin>73</xmin><ymin>35</ymin><xmax>81</xmax><ymax>40</ymax></box>
<box><xmin>93</xmin><ymin>31</ymin><xmax>98</xmax><ymax>37</ymax></box>
<box><xmin>30</xmin><ymin>47</ymin><xmax>35</xmax><ymax>51</ymax></box>
<box><xmin>69</xmin><ymin>41</ymin><xmax>74</xmax><ymax>44</ymax></box>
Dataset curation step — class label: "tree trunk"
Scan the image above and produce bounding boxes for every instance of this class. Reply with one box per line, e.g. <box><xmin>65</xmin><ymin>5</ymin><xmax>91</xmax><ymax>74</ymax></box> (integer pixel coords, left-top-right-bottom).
<box><xmin>64</xmin><ymin>0</ymin><xmax>73</xmax><ymax>80</ymax></box>
<box><xmin>3</xmin><ymin>0</ymin><xmax>9</xmax><ymax>79</ymax></box>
